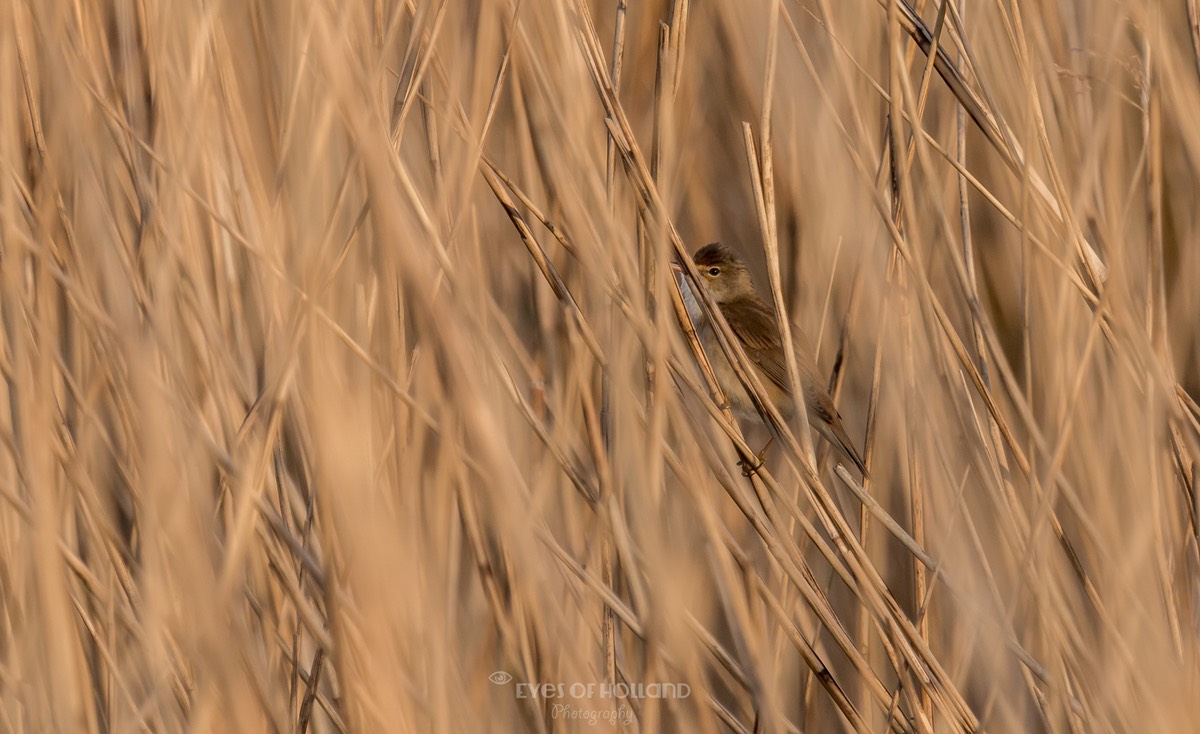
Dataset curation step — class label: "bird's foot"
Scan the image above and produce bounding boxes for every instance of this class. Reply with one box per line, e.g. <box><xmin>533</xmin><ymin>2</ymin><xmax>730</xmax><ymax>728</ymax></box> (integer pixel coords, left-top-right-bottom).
<box><xmin>737</xmin><ymin>448</ymin><xmax>769</xmax><ymax>478</ymax></box>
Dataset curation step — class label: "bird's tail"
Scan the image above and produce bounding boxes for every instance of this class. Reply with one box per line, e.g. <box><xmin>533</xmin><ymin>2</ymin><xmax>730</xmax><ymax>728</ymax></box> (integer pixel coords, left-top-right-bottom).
<box><xmin>816</xmin><ymin>418</ymin><xmax>869</xmax><ymax>478</ymax></box>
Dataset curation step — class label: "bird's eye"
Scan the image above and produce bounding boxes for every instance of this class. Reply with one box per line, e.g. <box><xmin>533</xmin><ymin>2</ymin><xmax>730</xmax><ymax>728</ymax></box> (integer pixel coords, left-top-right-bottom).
<box><xmin>707</xmin><ymin>267</ymin><xmax>720</xmax><ymax>277</ymax></box>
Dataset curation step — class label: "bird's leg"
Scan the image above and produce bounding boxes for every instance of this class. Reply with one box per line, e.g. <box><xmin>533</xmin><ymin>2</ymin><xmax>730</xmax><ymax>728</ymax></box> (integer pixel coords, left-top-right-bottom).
<box><xmin>738</xmin><ymin>436</ymin><xmax>775</xmax><ymax>477</ymax></box>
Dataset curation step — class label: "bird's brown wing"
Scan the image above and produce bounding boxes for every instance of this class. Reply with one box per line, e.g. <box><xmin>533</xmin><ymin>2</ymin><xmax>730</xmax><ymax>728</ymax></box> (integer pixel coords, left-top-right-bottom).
<box><xmin>721</xmin><ymin>297</ymin><xmax>830</xmax><ymax>399</ymax></box>
<box><xmin>722</xmin><ymin>296</ymin><xmax>868</xmax><ymax>473</ymax></box>
<box><xmin>719</xmin><ymin>296</ymin><xmax>789</xmax><ymax>392</ymax></box>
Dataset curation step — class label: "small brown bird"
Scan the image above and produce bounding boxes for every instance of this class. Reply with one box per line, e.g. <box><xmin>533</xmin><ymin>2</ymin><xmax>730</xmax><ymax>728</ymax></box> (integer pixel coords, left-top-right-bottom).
<box><xmin>677</xmin><ymin>242</ymin><xmax>867</xmax><ymax>474</ymax></box>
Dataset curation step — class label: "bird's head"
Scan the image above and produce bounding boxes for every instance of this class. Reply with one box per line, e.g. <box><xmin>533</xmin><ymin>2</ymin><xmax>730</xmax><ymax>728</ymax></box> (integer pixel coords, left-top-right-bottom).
<box><xmin>692</xmin><ymin>242</ymin><xmax>756</xmax><ymax>303</ymax></box>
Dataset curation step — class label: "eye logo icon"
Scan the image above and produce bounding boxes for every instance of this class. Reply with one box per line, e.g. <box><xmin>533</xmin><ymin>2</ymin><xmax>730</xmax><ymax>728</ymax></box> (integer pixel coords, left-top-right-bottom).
<box><xmin>489</xmin><ymin>671</ymin><xmax>513</xmax><ymax>685</ymax></box>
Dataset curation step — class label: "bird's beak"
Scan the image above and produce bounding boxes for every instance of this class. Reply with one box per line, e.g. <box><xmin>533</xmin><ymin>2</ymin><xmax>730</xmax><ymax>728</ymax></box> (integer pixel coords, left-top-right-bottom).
<box><xmin>669</xmin><ymin>262</ymin><xmax>683</xmax><ymax>274</ymax></box>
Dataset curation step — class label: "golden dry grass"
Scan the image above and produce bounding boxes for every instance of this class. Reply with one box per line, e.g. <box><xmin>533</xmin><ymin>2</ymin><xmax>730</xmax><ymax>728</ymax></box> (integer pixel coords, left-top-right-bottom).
<box><xmin>3</xmin><ymin>0</ymin><xmax>1200</xmax><ymax>731</ymax></box>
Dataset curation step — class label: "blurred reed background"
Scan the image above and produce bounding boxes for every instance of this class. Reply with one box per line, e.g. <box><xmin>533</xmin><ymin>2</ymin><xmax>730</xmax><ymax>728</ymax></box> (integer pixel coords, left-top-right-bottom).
<box><xmin>2</xmin><ymin>0</ymin><xmax>1199</xmax><ymax>731</ymax></box>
